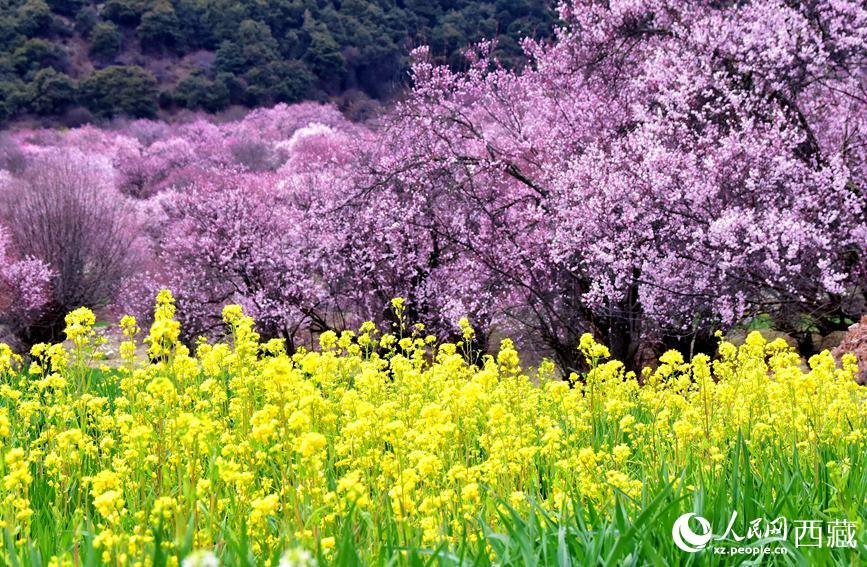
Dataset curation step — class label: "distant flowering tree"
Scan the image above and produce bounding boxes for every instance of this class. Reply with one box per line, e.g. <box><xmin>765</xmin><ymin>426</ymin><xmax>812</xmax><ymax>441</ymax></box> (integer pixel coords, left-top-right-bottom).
<box><xmin>0</xmin><ymin>226</ymin><xmax>53</xmax><ymax>347</ymax></box>
<box><xmin>115</xmin><ymin>136</ymin><xmax>199</xmax><ymax>198</ymax></box>
<box><xmin>110</xmin><ymin>104</ymin><xmax>358</xmax><ymax>197</ymax></box>
<box><xmin>119</xmin><ymin>108</ymin><xmax>502</xmax><ymax>349</ymax></box>
<box><xmin>234</xmin><ymin>102</ymin><xmax>351</xmax><ymax>141</ymax></box>
<box><xmin>366</xmin><ymin>0</ymin><xmax>867</xmax><ymax>369</ymax></box>
<box><xmin>141</xmin><ymin>170</ymin><xmax>329</xmax><ymax>349</ymax></box>
<box><xmin>0</xmin><ymin>149</ymin><xmax>141</xmax><ymax>345</ymax></box>
<box><xmin>113</xmin><ymin>105</ymin><xmax>368</xmax><ymax>346</ymax></box>
<box><xmin>2</xmin><ymin>102</ymin><xmax>376</xmax><ymax>348</ymax></box>
<box><xmin>275</xmin><ymin>119</ymin><xmax>504</xmax><ymax>347</ymax></box>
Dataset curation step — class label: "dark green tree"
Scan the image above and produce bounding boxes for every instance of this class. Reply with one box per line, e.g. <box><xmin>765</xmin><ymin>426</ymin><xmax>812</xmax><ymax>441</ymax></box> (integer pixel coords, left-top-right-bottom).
<box><xmin>138</xmin><ymin>1</ymin><xmax>183</xmax><ymax>54</ymax></box>
<box><xmin>80</xmin><ymin>65</ymin><xmax>158</xmax><ymax>118</ymax></box>
<box><xmin>0</xmin><ymin>0</ymin><xmax>558</xmax><ymax>120</ymax></box>
<box><xmin>301</xmin><ymin>12</ymin><xmax>345</xmax><ymax>87</ymax></box>
<box><xmin>173</xmin><ymin>0</ymin><xmax>211</xmax><ymax>51</ymax></box>
<box><xmin>73</xmin><ymin>7</ymin><xmax>98</xmax><ymax>36</ymax></box>
<box><xmin>214</xmin><ymin>40</ymin><xmax>246</xmax><ymax>75</ymax></box>
<box><xmin>173</xmin><ymin>70</ymin><xmax>230</xmax><ymax>112</ymax></box>
<box><xmin>0</xmin><ymin>15</ymin><xmax>22</xmax><ymax>53</ymax></box>
<box><xmin>103</xmin><ymin>0</ymin><xmax>149</xmax><ymax>26</ymax></box>
<box><xmin>26</xmin><ymin>67</ymin><xmax>76</xmax><ymax>115</ymax></box>
<box><xmin>241</xmin><ymin>59</ymin><xmax>314</xmax><ymax>105</ymax></box>
<box><xmin>15</xmin><ymin>0</ymin><xmax>53</xmax><ymax>37</ymax></box>
<box><xmin>0</xmin><ymin>79</ymin><xmax>27</xmax><ymax>121</ymax></box>
<box><xmin>214</xmin><ymin>19</ymin><xmax>281</xmax><ymax>78</ymax></box>
<box><xmin>237</xmin><ymin>19</ymin><xmax>280</xmax><ymax>67</ymax></box>
<box><xmin>46</xmin><ymin>0</ymin><xmax>86</xmax><ymax>17</ymax></box>
<box><xmin>198</xmin><ymin>0</ymin><xmax>250</xmax><ymax>47</ymax></box>
<box><xmin>89</xmin><ymin>22</ymin><xmax>122</xmax><ymax>62</ymax></box>
<box><xmin>12</xmin><ymin>39</ymin><xmax>67</xmax><ymax>79</ymax></box>
<box><xmin>215</xmin><ymin>71</ymin><xmax>243</xmax><ymax>104</ymax></box>
<box><xmin>272</xmin><ymin>60</ymin><xmax>315</xmax><ymax>103</ymax></box>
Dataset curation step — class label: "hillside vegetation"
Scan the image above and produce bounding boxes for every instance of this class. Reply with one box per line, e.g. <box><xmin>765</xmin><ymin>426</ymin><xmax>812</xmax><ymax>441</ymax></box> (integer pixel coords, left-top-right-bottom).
<box><xmin>0</xmin><ymin>0</ymin><xmax>554</xmax><ymax>124</ymax></box>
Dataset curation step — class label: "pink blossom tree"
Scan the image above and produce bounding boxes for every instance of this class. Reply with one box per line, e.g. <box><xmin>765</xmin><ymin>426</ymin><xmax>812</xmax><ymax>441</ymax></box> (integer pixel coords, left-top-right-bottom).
<box><xmin>137</xmin><ymin>169</ymin><xmax>330</xmax><ymax>349</ymax></box>
<box><xmin>276</xmin><ymin>117</ymin><xmax>505</xmax><ymax>348</ymax></box>
<box><xmin>362</xmin><ymin>0</ymin><xmax>867</xmax><ymax>369</ymax></box>
<box><xmin>0</xmin><ymin>149</ymin><xmax>142</xmax><ymax>344</ymax></box>
<box><xmin>115</xmin><ymin>105</ymin><xmax>369</xmax><ymax>347</ymax></box>
<box><xmin>0</xmin><ymin>226</ymin><xmax>53</xmax><ymax>347</ymax></box>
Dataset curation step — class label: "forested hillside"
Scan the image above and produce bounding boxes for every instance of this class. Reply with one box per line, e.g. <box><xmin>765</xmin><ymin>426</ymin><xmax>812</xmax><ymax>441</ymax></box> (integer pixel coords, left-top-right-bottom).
<box><xmin>0</xmin><ymin>0</ymin><xmax>554</xmax><ymax>124</ymax></box>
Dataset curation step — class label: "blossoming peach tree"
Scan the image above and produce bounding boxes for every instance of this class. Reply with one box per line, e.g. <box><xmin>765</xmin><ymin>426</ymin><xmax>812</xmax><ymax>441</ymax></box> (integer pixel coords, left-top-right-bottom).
<box><xmin>362</xmin><ymin>0</ymin><xmax>867</xmax><ymax>369</ymax></box>
<box><xmin>0</xmin><ymin>227</ymin><xmax>52</xmax><ymax>346</ymax></box>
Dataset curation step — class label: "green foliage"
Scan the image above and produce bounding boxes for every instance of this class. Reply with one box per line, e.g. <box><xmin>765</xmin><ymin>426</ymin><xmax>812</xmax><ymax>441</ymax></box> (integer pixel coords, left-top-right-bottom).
<box><xmin>301</xmin><ymin>12</ymin><xmax>346</xmax><ymax>86</ymax></box>
<box><xmin>14</xmin><ymin>0</ymin><xmax>53</xmax><ymax>37</ymax></box>
<box><xmin>0</xmin><ymin>0</ymin><xmax>556</xmax><ymax>122</ymax></box>
<box><xmin>0</xmin><ymin>15</ymin><xmax>21</xmax><ymax>52</ymax></box>
<box><xmin>80</xmin><ymin>65</ymin><xmax>158</xmax><ymax>118</ymax></box>
<box><xmin>46</xmin><ymin>0</ymin><xmax>86</xmax><ymax>17</ymax></box>
<box><xmin>11</xmin><ymin>39</ymin><xmax>66</xmax><ymax>79</ymax></box>
<box><xmin>172</xmin><ymin>70</ymin><xmax>229</xmax><ymax>112</ymax></box>
<box><xmin>26</xmin><ymin>67</ymin><xmax>75</xmax><ymax>115</ymax></box>
<box><xmin>103</xmin><ymin>0</ymin><xmax>148</xmax><ymax>26</ymax></box>
<box><xmin>73</xmin><ymin>6</ymin><xmax>97</xmax><ymax>36</ymax></box>
<box><xmin>0</xmin><ymin>79</ymin><xmax>27</xmax><ymax>121</ymax></box>
<box><xmin>88</xmin><ymin>21</ymin><xmax>122</xmax><ymax>61</ymax></box>
<box><xmin>212</xmin><ymin>17</ymin><xmax>316</xmax><ymax>106</ymax></box>
<box><xmin>138</xmin><ymin>0</ymin><xmax>183</xmax><ymax>54</ymax></box>
<box><xmin>242</xmin><ymin>60</ymin><xmax>315</xmax><ymax>105</ymax></box>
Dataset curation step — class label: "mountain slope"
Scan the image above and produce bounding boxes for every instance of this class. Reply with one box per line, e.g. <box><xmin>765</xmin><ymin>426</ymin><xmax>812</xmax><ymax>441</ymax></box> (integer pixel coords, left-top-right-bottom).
<box><xmin>0</xmin><ymin>0</ymin><xmax>555</xmax><ymax>124</ymax></box>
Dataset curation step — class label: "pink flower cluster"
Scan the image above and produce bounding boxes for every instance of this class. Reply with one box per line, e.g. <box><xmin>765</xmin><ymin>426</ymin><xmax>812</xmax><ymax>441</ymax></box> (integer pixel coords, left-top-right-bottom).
<box><xmin>0</xmin><ymin>227</ymin><xmax>53</xmax><ymax>345</ymax></box>
<box><xmin>363</xmin><ymin>0</ymin><xmax>867</xmax><ymax>365</ymax></box>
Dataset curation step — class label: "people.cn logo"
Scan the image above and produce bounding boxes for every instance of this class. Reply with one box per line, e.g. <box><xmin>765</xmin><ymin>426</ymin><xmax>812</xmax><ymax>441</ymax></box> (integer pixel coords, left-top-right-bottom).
<box><xmin>672</xmin><ymin>513</ymin><xmax>713</xmax><ymax>552</ymax></box>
